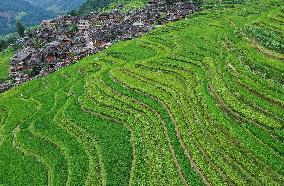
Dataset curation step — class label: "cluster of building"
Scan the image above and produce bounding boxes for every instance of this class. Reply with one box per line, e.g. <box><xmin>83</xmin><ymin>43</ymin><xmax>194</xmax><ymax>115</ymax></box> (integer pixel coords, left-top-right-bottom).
<box><xmin>0</xmin><ymin>0</ymin><xmax>198</xmax><ymax>92</ymax></box>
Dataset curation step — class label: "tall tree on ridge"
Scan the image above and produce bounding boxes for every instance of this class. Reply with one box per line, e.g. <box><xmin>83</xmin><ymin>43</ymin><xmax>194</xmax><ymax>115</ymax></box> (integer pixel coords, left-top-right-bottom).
<box><xmin>16</xmin><ymin>21</ymin><xmax>26</xmax><ymax>38</ymax></box>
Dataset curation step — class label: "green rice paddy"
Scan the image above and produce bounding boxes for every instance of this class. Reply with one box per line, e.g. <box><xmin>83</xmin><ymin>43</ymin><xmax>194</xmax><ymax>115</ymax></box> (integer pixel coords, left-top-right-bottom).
<box><xmin>0</xmin><ymin>0</ymin><xmax>283</xmax><ymax>185</ymax></box>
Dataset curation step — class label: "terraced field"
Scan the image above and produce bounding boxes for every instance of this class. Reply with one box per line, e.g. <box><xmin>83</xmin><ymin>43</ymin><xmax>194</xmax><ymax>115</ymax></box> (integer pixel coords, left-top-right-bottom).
<box><xmin>0</xmin><ymin>48</ymin><xmax>13</xmax><ymax>80</ymax></box>
<box><xmin>0</xmin><ymin>0</ymin><xmax>283</xmax><ymax>185</ymax></box>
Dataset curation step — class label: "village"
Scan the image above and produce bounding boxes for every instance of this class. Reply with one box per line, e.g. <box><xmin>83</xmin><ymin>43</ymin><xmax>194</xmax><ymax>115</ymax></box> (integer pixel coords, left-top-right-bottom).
<box><xmin>0</xmin><ymin>0</ymin><xmax>198</xmax><ymax>92</ymax></box>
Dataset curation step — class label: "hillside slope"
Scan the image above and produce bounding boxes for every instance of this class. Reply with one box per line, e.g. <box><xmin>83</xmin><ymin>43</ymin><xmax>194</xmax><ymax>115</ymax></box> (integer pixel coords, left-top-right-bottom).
<box><xmin>77</xmin><ymin>0</ymin><xmax>147</xmax><ymax>14</ymax></box>
<box><xmin>0</xmin><ymin>0</ymin><xmax>283</xmax><ymax>185</ymax></box>
<box><xmin>26</xmin><ymin>0</ymin><xmax>85</xmax><ymax>13</ymax></box>
<box><xmin>0</xmin><ymin>0</ymin><xmax>85</xmax><ymax>35</ymax></box>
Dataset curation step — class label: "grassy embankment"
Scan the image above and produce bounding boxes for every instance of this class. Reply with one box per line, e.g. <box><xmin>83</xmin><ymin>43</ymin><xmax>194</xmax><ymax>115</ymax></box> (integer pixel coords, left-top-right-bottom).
<box><xmin>0</xmin><ymin>48</ymin><xmax>13</xmax><ymax>81</ymax></box>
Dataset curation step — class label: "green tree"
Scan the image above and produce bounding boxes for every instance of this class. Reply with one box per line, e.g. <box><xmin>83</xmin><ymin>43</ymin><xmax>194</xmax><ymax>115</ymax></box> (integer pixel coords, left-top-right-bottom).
<box><xmin>69</xmin><ymin>10</ymin><xmax>79</xmax><ymax>16</ymax></box>
<box><xmin>0</xmin><ymin>39</ymin><xmax>6</xmax><ymax>51</ymax></box>
<box><xmin>69</xmin><ymin>24</ymin><xmax>79</xmax><ymax>33</ymax></box>
<box><xmin>165</xmin><ymin>0</ymin><xmax>176</xmax><ymax>5</ymax></box>
<box><xmin>16</xmin><ymin>21</ymin><xmax>25</xmax><ymax>38</ymax></box>
<box><xmin>27</xmin><ymin>29</ymin><xmax>33</xmax><ymax>38</ymax></box>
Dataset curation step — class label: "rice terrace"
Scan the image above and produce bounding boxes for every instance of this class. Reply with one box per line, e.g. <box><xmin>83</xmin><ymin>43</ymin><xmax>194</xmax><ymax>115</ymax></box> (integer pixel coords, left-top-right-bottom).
<box><xmin>0</xmin><ymin>0</ymin><xmax>283</xmax><ymax>185</ymax></box>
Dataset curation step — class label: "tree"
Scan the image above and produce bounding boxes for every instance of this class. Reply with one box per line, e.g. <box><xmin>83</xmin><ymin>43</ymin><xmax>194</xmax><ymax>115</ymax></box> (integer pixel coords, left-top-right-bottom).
<box><xmin>16</xmin><ymin>21</ymin><xmax>25</xmax><ymax>38</ymax></box>
<box><xmin>27</xmin><ymin>29</ymin><xmax>33</xmax><ymax>38</ymax></box>
<box><xmin>0</xmin><ymin>39</ymin><xmax>6</xmax><ymax>51</ymax></box>
<box><xmin>165</xmin><ymin>0</ymin><xmax>177</xmax><ymax>5</ymax></box>
<box><xmin>69</xmin><ymin>10</ymin><xmax>79</xmax><ymax>16</ymax></box>
<box><xmin>69</xmin><ymin>24</ymin><xmax>79</xmax><ymax>33</ymax></box>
